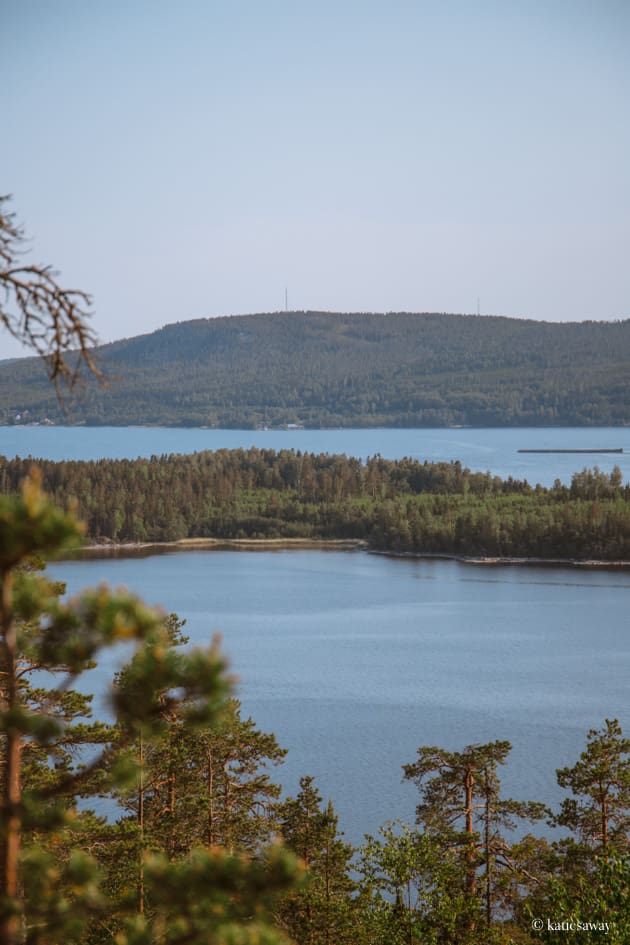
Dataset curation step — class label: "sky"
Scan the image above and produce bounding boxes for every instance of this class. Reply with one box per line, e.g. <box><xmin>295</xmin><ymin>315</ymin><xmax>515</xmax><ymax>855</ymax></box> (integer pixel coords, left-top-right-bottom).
<box><xmin>2</xmin><ymin>0</ymin><xmax>629</xmax><ymax>358</ymax></box>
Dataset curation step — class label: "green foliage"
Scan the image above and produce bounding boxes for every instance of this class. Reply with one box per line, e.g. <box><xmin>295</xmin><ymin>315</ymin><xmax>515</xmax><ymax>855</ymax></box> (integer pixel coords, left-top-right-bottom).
<box><xmin>2</xmin><ymin>311</ymin><xmax>630</xmax><ymax>427</ymax></box>
<box><xmin>117</xmin><ymin>696</ymin><xmax>287</xmax><ymax>861</ymax></box>
<box><xmin>2</xmin><ymin>451</ymin><xmax>630</xmax><ymax>562</ymax></box>
<box><xmin>357</xmin><ymin>821</ymin><xmax>478</xmax><ymax>945</ymax></box>
<box><xmin>403</xmin><ymin>741</ymin><xmax>548</xmax><ymax>935</ymax></box>
<box><xmin>0</xmin><ymin>470</ymin><xmax>84</xmax><ymax>568</ymax></box>
<box><xmin>21</xmin><ymin>847</ymin><xmax>106</xmax><ymax>944</ymax></box>
<box><xmin>278</xmin><ymin>776</ymin><xmax>356</xmax><ymax>945</ymax></box>
<box><xmin>0</xmin><ymin>477</ymin><xmax>301</xmax><ymax>945</ymax></box>
<box><xmin>113</xmin><ymin>632</ymin><xmax>228</xmax><ymax>735</ymax></box>
<box><xmin>112</xmin><ymin>845</ymin><xmax>304</xmax><ymax>945</ymax></box>
<box><xmin>554</xmin><ymin>719</ymin><xmax>630</xmax><ymax>854</ymax></box>
<box><xmin>528</xmin><ymin>855</ymin><xmax>630</xmax><ymax>945</ymax></box>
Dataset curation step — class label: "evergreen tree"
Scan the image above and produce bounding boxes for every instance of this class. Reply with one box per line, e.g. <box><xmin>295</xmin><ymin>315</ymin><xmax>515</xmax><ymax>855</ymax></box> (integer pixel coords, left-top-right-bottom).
<box><xmin>403</xmin><ymin>741</ymin><xmax>546</xmax><ymax>933</ymax></box>
<box><xmin>119</xmin><ymin>694</ymin><xmax>287</xmax><ymax>861</ymax></box>
<box><xmin>278</xmin><ymin>775</ymin><xmax>356</xmax><ymax>945</ymax></box>
<box><xmin>554</xmin><ymin>719</ymin><xmax>630</xmax><ymax>855</ymax></box>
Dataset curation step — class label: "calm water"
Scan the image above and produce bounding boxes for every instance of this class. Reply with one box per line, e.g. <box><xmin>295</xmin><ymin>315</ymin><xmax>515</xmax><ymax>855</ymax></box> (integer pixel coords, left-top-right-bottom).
<box><xmin>2</xmin><ymin>425</ymin><xmax>630</xmax><ymax>486</ymax></box>
<box><xmin>8</xmin><ymin>426</ymin><xmax>630</xmax><ymax>842</ymax></box>
<box><xmin>49</xmin><ymin>550</ymin><xmax>630</xmax><ymax>844</ymax></box>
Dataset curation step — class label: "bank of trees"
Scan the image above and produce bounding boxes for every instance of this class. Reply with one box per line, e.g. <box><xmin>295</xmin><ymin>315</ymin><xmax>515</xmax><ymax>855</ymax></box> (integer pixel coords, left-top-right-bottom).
<box><xmin>1</xmin><ymin>450</ymin><xmax>629</xmax><ymax>561</ymax></box>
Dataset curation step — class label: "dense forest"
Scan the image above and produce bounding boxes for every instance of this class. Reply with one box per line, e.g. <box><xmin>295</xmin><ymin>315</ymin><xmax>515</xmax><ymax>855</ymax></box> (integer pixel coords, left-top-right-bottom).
<box><xmin>2</xmin><ymin>311</ymin><xmax>630</xmax><ymax>427</ymax></box>
<box><xmin>2</xmin><ymin>479</ymin><xmax>628</xmax><ymax>944</ymax></box>
<box><xmin>2</xmin><ymin>449</ymin><xmax>630</xmax><ymax>561</ymax></box>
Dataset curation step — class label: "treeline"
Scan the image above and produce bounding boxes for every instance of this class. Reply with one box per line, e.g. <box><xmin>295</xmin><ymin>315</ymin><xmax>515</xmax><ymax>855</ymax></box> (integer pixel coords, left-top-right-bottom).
<box><xmin>2</xmin><ymin>311</ymin><xmax>630</xmax><ymax>427</ymax></box>
<box><xmin>2</xmin><ymin>449</ymin><xmax>630</xmax><ymax>560</ymax></box>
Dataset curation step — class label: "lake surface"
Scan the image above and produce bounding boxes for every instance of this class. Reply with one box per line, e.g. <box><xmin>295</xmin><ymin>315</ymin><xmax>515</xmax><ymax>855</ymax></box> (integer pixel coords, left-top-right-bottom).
<box><xmin>49</xmin><ymin>549</ymin><xmax>630</xmax><ymax>845</ymax></box>
<box><xmin>3</xmin><ymin>425</ymin><xmax>630</xmax><ymax>486</ymax></box>
<box><xmin>7</xmin><ymin>425</ymin><xmax>630</xmax><ymax>843</ymax></box>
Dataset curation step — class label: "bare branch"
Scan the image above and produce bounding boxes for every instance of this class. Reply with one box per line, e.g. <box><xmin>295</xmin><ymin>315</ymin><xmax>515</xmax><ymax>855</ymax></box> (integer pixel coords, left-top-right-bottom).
<box><xmin>0</xmin><ymin>194</ymin><xmax>105</xmax><ymax>394</ymax></box>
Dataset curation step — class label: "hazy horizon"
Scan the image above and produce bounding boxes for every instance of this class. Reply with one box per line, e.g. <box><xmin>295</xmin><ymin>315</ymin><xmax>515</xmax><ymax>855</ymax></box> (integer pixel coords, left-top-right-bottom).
<box><xmin>3</xmin><ymin>1</ymin><xmax>629</xmax><ymax>359</ymax></box>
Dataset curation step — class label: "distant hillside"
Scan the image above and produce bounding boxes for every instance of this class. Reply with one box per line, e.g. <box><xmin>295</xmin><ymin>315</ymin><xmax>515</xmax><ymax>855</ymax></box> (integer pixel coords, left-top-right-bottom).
<box><xmin>1</xmin><ymin>311</ymin><xmax>629</xmax><ymax>428</ymax></box>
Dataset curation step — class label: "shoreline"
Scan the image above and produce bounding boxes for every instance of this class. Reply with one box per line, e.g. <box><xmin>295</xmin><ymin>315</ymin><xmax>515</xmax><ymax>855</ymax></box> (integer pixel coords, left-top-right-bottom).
<box><xmin>60</xmin><ymin>538</ymin><xmax>630</xmax><ymax>570</ymax></box>
<box><xmin>70</xmin><ymin>537</ymin><xmax>368</xmax><ymax>559</ymax></box>
<box><xmin>368</xmin><ymin>549</ymin><xmax>630</xmax><ymax>569</ymax></box>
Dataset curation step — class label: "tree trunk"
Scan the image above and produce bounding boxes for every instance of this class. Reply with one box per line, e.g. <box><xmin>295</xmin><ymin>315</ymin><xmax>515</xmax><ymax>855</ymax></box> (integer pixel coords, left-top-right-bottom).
<box><xmin>207</xmin><ymin>753</ymin><xmax>215</xmax><ymax>846</ymax></box>
<box><xmin>0</xmin><ymin>571</ymin><xmax>22</xmax><ymax>945</ymax></box>
<box><xmin>484</xmin><ymin>769</ymin><xmax>492</xmax><ymax>926</ymax></box>
<box><xmin>138</xmin><ymin>732</ymin><xmax>145</xmax><ymax>915</ymax></box>
<box><xmin>464</xmin><ymin>767</ymin><xmax>476</xmax><ymax>898</ymax></box>
<box><xmin>224</xmin><ymin>762</ymin><xmax>233</xmax><ymax>854</ymax></box>
<box><xmin>167</xmin><ymin>730</ymin><xmax>177</xmax><ymax>858</ymax></box>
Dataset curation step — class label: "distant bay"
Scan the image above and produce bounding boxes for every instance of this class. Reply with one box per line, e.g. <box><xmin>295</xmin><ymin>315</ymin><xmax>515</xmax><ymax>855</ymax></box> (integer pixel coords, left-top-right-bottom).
<box><xmin>2</xmin><ymin>426</ymin><xmax>630</xmax><ymax>486</ymax></box>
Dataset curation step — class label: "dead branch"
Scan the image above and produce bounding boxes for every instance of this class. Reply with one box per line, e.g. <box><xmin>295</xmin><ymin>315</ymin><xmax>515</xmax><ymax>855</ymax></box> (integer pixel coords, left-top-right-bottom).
<box><xmin>0</xmin><ymin>194</ymin><xmax>106</xmax><ymax>394</ymax></box>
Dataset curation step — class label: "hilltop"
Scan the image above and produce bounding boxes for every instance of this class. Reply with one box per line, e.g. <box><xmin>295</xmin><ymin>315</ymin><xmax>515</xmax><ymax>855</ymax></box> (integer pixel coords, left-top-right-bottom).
<box><xmin>1</xmin><ymin>311</ymin><xmax>629</xmax><ymax>427</ymax></box>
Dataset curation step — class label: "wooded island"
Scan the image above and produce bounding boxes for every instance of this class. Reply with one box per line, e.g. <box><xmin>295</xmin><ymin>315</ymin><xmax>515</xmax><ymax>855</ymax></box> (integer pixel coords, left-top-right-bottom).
<box><xmin>2</xmin><ymin>449</ymin><xmax>629</xmax><ymax>561</ymax></box>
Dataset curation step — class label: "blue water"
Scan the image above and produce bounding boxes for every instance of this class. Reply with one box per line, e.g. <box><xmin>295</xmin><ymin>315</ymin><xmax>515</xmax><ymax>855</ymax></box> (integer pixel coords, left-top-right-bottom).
<box><xmin>49</xmin><ymin>549</ymin><xmax>630</xmax><ymax>845</ymax></box>
<box><xmin>2</xmin><ymin>425</ymin><xmax>630</xmax><ymax>486</ymax></box>
<box><xmin>8</xmin><ymin>425</ymin><xmax>629</xmax><ymax>843</ymax></box>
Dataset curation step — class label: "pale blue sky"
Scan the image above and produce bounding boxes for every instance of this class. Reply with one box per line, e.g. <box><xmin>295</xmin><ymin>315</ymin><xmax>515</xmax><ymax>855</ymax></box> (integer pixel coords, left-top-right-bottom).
<box><xmin>2</xmin><ymin>0</ymin><xmax>629</xmax><ymax>357</ymax></box>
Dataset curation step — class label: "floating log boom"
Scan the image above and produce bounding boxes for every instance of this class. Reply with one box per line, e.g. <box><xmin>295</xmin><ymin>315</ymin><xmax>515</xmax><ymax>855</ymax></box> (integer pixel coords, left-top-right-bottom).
<box><xmin>517</xmin><ymin>448</ymin><xmax>623</xmax><ymax>454</ymax></box>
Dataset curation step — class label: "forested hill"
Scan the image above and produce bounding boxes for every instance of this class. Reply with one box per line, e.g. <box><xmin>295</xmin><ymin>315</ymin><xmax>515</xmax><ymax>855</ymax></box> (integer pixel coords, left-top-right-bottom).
<box><xmin>2</xmin><ymin>311</ymin><xmax>630</xmax><ymax>427</ymax></box>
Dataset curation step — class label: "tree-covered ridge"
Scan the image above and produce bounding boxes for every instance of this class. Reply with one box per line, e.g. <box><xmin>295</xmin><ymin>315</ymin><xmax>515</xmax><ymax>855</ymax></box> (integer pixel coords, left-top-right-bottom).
<box><xmin>2</xmin><ymin>311</ymin><xmax>630</xmax><ymax>427</ymax></box>
<box><xmin>1</xmin><ymin>449</ymin><xmax>629</xmax><ymax>560</ymax></box>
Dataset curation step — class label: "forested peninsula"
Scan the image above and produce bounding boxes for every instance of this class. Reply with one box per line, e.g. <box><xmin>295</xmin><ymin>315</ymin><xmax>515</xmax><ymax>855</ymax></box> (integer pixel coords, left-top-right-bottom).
<box><xmin>2</xmin><ymin>311</ymin><xmax>630</xmax><ymax>427</ymax></box>
<box><xmin>2</xmin><ymin>449</ymin><xmax>630</xmax><ymax>562</ymax></box>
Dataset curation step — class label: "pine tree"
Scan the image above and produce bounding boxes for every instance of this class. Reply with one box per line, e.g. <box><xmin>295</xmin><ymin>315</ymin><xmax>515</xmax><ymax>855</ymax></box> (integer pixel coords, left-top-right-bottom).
<box><xmin>118</xmin><ymin>694</ymin><xmax>287</xmax><ymax>861</ymax></box>
<box><xmin>555</xmin><ymin>719</ymin><xmax>630</xmax><ymax>855</ymax></box>
<box><xmin>278</xmin><ymin>775</ymin><xmax>356</xmax><ymax>945</ymax></box>
<box><xmin>403</xmin><ymin>740</ymin><xmax>546</xmax><ymax>933</ymax></box>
